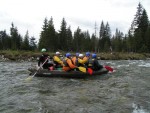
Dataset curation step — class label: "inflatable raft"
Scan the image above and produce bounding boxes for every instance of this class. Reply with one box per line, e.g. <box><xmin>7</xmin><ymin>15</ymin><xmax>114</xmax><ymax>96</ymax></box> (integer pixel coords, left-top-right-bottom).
<box><xmin>28</xmin><ymin>68</ymin><xmax>109</xmax><ymax>78</ymax></box>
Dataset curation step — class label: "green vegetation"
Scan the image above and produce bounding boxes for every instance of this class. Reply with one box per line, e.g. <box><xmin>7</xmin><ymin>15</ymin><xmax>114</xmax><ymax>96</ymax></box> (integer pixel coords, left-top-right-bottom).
<box><xmin>99</xmin><ymin>52</ymin><xmax>148</xmax><ymax>60</ymax></box>
<box><xmin>0</xmin><ymin>50</ymin><xmax>150</xmax><ymax>61</ymax></box>
<box><xmin>0</xmin><ymin>3</ymin><xmax>150</xmax><ymax>54</ymax></box>
<box><xmin>0</xmin><ymin>50</ymin><xmax>39</xmax><ymax>61</ymax></box>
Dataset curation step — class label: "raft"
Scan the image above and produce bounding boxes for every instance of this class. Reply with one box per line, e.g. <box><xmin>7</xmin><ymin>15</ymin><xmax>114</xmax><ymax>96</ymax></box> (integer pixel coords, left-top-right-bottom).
<box><xmin>28</xmin><ymin>68</ymin><xmax>109</xmax><ymax>78</ymax></box>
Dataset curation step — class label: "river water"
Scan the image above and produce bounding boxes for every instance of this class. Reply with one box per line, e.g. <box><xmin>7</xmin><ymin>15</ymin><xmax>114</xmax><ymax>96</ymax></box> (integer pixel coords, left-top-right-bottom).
<box><xmin>0</xmin><ymin>60</ymin><xmax>150</xmax><ymax>113</ymax></box>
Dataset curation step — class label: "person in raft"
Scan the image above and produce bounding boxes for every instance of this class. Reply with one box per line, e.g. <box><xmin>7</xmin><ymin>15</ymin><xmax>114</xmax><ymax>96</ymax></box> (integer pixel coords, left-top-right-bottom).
<box><xmin>83</xmin><ymin>52</ymin><xmax>91</xmax><ymax>68</ymax></box>
<box><xmin>77</xmin><ymin>54</ymin><xmax>85</xmax><ymax>67</ymax></box>
<box><xmin>38</xmin><ymin>48</ymin><xmax>53</xmax><ymax>69</ymax></box>
<box><xmin>76</xmin><ymin>52</ymin><xmax>91</xmax><ymax>68</ymax></box>
<box><xmin>63</xmin><ymin>53</ymin><xmax>77</xmax><ymax>71</ymax></box>
<box><xmin>53</xmin><ymin>51</ymin><xmax>64</xmax><ymax>68</ymax></box>
<box><xmin>71</xmin><ymin>52</ymin><xmax>79</xmax><ymax>66</ymax></box>
<box><xmin>88</xmin><ymin>53</ymin><xmax>103</xmax><ymax>71</ymax></box>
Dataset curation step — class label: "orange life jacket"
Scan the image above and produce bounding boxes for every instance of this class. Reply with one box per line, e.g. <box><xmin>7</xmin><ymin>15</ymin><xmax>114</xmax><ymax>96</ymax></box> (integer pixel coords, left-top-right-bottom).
<box><xmin>63</xmin><ymin>57</ymin><xmax>76</xmax><ymax>71</ymax></box>
<box><xmin>72</xmin><ymin>56</ymin><xmax>78</xmax><ymax>66</ymax></box>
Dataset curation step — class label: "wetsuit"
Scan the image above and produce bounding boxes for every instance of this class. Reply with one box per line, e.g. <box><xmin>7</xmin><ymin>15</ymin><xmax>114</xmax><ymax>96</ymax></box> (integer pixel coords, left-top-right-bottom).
<box><xmin>88</xmin><ymin>58</ymin><xmax>103</xmax><ymax>71</ymax></box>
<box><xmin>38</xmin><ymin>54</ymin><xmax>53</xmax><ymax>69</ymax></box>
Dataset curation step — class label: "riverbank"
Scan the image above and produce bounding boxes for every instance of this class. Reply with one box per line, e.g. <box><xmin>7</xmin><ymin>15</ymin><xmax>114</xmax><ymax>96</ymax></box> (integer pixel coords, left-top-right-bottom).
<box><xmin>0</xmin><ymin>50</ymin><xmax>150</xmax><ymax>61</ymax></box>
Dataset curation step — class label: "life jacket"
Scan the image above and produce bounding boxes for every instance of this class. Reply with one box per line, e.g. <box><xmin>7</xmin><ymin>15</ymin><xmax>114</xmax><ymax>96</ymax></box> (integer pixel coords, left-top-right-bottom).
<box><xmin>83</xmin><ymin>56</ymin><xmax>90</xmax><ymax>67</ymax></box>
<box><xmin>77</xmin><ymin>58</ymin><xmax>85</xmax><ymax>67</ymax></box>
<box><xmin>88</xmin><ymin>58</ymin><xmax>94</xmax><ymax>67</ymax></box>
<box><xmin>53</xmin><ymin>55</ymin><xmax>63</xmax><ymax>67</ymax></box>
<box><xmin>72</xmin><ymin>56</ymin><xmax>78</xmax><ymax>66</ymax></box>
<box><xmin>63</xmin><ymin>57</ymin><xmax>76</xmax><ymax>69</ymax></box>
<box><xmin>63</xmin><ymin>57</ymin><xmax>69</xmax><ymax>67</ymax></box>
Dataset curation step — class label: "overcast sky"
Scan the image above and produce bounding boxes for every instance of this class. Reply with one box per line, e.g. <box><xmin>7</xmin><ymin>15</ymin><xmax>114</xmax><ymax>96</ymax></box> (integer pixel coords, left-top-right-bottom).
<box><xmin>0</xmin><ymin>0</ymin><xmax>150</xmax><ymax>40</ymax></box>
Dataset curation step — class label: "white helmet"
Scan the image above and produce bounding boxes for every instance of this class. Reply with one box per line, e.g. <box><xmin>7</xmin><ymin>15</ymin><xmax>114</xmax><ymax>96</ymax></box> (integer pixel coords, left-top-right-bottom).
<box><xmin>79</xmin><ymin>54</ymin><xmax>84</xmax><ymax>57</ymax></box>
<box><xmin>56</xmin><ymin>51</ymin><xmax>60</xmax><ymax>55</ymax></box>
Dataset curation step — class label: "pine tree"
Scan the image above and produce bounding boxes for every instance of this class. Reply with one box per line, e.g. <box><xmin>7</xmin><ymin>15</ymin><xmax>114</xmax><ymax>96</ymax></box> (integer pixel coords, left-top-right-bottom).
<box><xmin>0</xmin><ymin>30</ymin><xmax>11</xmax><ymax>50</ymax></box>
<box><xmin>73</xmin><ymin>27</ymin><xmax>81</xmax><ymax>51</ymax></box>
<box><xmin>139</xmin><ymin>9</ymin><xmax>149</xmax><ymax>48</ymax></box>
<box><xmin>130</xmin><ymin>3</ymin><xmax>149</xmax><ymax>52</ymax></box>
<box><xmin>73</xmin><ymin>27</ymin><xmax>87</xmax><ymax>52</ymax></box>
<box><xmin>47</xmin><ymin>17</ymin><xmax>56</xmax><ymax>51</ymax></box>
<box><xmin>111</xmin><ymin>29</ymin><xmax>123</xmax><ymax>52</ymax></box>
<box><xmin>126</xmin><ymin>30</ymin><xmax>135</xmax><ymax>52</ymax></box>
<box><xmin>104</xmin><ymin>22</ymin><xmax>111</xmax><ymax>52</ymax></box>
<box><xmin>30</xmin><ymin>36</ymin><xmax>37</xmax><ymax>51</ymax></box>
<box><xmin>59</xmin><ymin>18</ymin><xmax>67</xmax><ymax>51</ymax></box>
<box><xmin>83</xmin><ymin>31</ymin><xmax>91</xmax><ymax>51</ymax></box>
<box><xmin>10</xmin><ymin>23</ymin><xmax>22</xmax><ymax>50</ymax></box>
<box><xmin>0</xmin><ymin>31</ymin><xmax>4</xmax><ymax>50</ymax></box>
<box><xmin>80</xmin><ymin>32</ymin><xmax>86</xmax><ymax>51</ymax></box>
<box><xmin>145</xmin><ymin>23</ymin><xmax>150</xmax><ymax>52</ymax></box>
<box><xmin>98</xmin><ymin>21</ymin><xmax>105</xmax><ymax>52</ymax></box>
<box><xmin>22</xmin><ymin>31</ymin><xmax>30</xmax><ymax>50</ymax></box>
<box><xmin>91</xmin><ymin>34</ymin><xmax>97</xmax><ymax>52</ymax></box>
<box><xmin>130</xmin><ymin>2</ymin><xmax>144</xmax><ymax>34</ymax></box>
<box><xmin>99</xmin><ymin>21</ymin><xmax>105</xmax><ymax>39</ymax></box>
<box><xmin>66</xmin><ymin>26</ymin><xmax>73</xmax><ymax>51</ymax></box>
<box><xmin>122</xmin><ymin>35</ymin><xmax>128</xmax><ymax>52</ymax></box>
<box><xmin>38</xmin><ymin>18</ymin><xmax>49</xmax><ymax>50</ymax></box>
<box><xmin>98</xmin><ymin>22</ymin><xmax>111</xmax><ymax>52</ymax></box>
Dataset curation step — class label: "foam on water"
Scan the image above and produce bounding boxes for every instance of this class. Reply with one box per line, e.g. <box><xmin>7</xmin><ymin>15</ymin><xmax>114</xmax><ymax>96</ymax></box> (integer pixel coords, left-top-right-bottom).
<box><xmin>117</xmin><ymin>64</ymin><xmax>130</xmax><ymax>68</ymax></box>
<box><xmin>0</xmin><ymin>61</ymin><xmax>150</xmax><ymax>113</ymax></box>
<box><xmin>132</xmin><ymin>103</ymin><xmax>149</xmax><ymax>113</ymax></box>
<box><xmin>138</xmin><ymin>63</ymin><xmax>150</xmax><ymax>67</ymax></box>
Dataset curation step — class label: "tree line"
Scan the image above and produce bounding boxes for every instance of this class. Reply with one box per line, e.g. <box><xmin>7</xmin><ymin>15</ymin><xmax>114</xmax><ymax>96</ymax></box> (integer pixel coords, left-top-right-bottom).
<box><xmin>0</xmin><ymin>23</ymin><xmax>37</xmax><ymax>51</ymax></box>
<box><xmin>0</xmin><ymin>2</ymin><xmax>150</xmax><ymax>53</ymax></box>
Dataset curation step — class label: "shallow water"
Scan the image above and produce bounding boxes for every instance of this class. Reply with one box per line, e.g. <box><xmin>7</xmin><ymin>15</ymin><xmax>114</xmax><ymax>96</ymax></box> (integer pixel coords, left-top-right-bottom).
<box><xmin>0</xmin><ymin>60</ymin><xmax>150</xmax><ymax>113</ymax></box>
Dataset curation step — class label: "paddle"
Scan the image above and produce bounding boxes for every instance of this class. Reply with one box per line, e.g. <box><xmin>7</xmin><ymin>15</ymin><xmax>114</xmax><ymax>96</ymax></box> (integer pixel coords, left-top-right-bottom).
<box><xmin>25</xmin><ymin>57</ymin><xmax>49</xmax><ymax>81</ymax></box>
<box><xmin>104</xmin><ymin>65</ymin><xmax>113</xmax><ymax>72</ymax></box>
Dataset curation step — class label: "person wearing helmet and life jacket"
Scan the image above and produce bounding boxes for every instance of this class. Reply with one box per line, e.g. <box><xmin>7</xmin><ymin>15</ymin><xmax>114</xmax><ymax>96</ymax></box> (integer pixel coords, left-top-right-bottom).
<box><xmin>71</xmin><ymin>52</ymin><xmax>79</xmax><ymax>66</ymax></box>
<box><xmin>38</xmin><ymin>48</ymin><xmax>53</xmax><ymax>69</ymax></box>
<box><xmin>53</xmin><ymin>51</ymin><xmax>64</xmax><ymax>68</ymax></box>
<box><xmin>82</xmin><ymin>52</ymin><xmax>91</xmax><ymax>68</ymax></box>
<box><xmin>77</xmin><ymin>53</ymin><xmax>85</xmax><ymax>67</ymax></box>
<box><xmin>63</xmin><ymin>53</ymin><xmax>77</xmax><ymax>71</ymax></box>
<box><xmin>88</xmin><ymin>53</ymin><xmax>103</xmax><ymax>71</ymax></box>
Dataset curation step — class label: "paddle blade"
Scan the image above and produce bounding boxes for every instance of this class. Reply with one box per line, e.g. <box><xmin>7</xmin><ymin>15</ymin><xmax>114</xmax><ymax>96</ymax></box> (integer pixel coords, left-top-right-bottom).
<box><xmin>78</xmin><ymin>67</ymin><xmax>86</xmax><ymax>73</ymax></box>
<box><xmin>104</xmin><ymin>66</ymin><xmax>113</xmax><ymax>72</ymax></box>
<box><xmin>25</xmin><ymin>76</ymin><xmax>33</xmax><ymax>81</ymax></box>
<box><xmin>88</xmin><ymin>68</ymin><xmax>93</xmax><ymax>75</ymax></box>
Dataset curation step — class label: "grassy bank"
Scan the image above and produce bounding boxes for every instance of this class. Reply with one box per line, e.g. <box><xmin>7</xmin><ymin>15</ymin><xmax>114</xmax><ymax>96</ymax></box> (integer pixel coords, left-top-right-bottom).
<box><xmin>0</xmin><ymin>50</ymin><xmax>150</xmax><ymax>61</ymax></box>
<box><xmin>0</xmin><ymin>50</ymin><xmax>41</xmax><ymax>61</ymax></box>
<box><xmin>99</xmin><ymin>52</ymin><xmax>150</xmax><ymax>60</ymax></box>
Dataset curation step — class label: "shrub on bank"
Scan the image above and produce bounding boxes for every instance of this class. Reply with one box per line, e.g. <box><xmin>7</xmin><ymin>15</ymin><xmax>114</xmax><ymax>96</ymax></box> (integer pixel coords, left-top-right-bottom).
<box><xmin>0</xmin><ymin>50</ymin><xmax>150</xmax><ymax>61</ymax></box>
<box><xmin>98</xmin><ymin>52</ymin><xmax>147</xmax><ymax>60</ymax></box>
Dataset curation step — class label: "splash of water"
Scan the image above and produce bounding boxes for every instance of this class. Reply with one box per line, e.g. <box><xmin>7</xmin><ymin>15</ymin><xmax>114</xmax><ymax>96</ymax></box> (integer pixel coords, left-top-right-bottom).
<box><xmin>132</xmin><ymin>103</ymin><xmax>148</xmax><ymax>113</ymax></box>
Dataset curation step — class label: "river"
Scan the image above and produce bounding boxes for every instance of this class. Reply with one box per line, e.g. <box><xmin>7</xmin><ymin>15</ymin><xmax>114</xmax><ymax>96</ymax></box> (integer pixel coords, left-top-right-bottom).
<box><xmin>0</xmin><ymin>60</ymin><xmax>150</xmax><ymax>113</ymax></box>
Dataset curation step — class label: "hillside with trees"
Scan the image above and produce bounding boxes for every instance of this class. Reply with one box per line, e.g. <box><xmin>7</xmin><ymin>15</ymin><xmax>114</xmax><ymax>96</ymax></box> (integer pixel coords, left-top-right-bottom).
<box><xmin>0</xmin><ymin>2</ymin><xmax>150</xmax><ymax>53</ymax></box>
